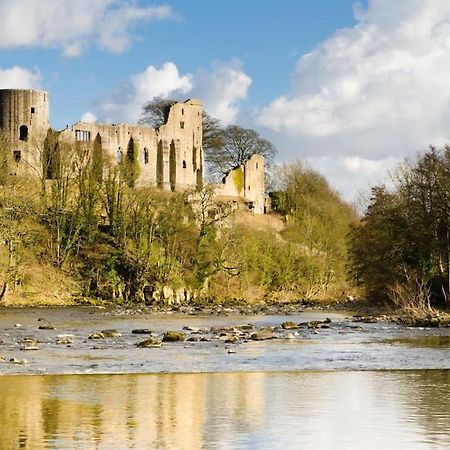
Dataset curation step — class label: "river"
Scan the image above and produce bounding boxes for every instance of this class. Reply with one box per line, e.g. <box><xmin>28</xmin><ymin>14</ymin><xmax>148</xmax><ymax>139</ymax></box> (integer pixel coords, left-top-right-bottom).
<box><xmin>1</xmin><ymin>307</ymin><xmax>450</xmax><ymax>449</ymax></box>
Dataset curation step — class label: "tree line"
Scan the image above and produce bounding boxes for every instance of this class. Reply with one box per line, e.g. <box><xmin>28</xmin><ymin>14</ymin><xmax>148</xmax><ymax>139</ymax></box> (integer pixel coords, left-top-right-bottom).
<box><xmin>0</xmin><ymin>95</ymin><xmax>359</xmax><ymax>305</ymax></box>
<box><xmin>349</xmin><ymin>146</ymin><xmax>450</xmax><ymax>318</ymax></box>
<box><xmin>0</xmin><ymin>130</ymin><xmax>354</xmax><ymax>304</ymax></box>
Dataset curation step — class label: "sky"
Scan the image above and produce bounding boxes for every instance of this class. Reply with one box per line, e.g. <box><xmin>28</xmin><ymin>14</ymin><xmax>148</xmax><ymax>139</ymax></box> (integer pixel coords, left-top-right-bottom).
<box><xmin>1</xmin><ymin>0</ymin><xmax>450</xmax><ymax>202</ymax></box>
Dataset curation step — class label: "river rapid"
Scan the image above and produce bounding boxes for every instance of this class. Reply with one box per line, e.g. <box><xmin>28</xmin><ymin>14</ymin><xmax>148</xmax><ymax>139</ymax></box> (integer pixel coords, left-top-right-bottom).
<box><xmin>1</xmin><ymin>307</ymin><xmax>450</xmax><ymax>449</ymax></box>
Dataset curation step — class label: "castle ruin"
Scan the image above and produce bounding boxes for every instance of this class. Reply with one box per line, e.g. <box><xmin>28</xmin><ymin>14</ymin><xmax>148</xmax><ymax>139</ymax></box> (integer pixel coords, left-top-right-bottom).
<box><xmin>0</xmin><ymin>88</ymin><xmax>266</xmax><ymax>212</ymax></box>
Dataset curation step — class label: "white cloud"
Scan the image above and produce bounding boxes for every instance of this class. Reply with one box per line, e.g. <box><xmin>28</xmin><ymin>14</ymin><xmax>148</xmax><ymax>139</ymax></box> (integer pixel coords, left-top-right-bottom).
<box><xmin>306</xmin><ymin>156</ymin><xmax>401</xmax><ymax>203</ymax></box>
<box><xmin>192</xmin><ymin>60</ymin><xmax>252</xmax><ymax>125</ymax></box>
<box><xmin>257</xmin><ymin>0</ymin><xmax>450</xmax><ymax>168</ymax></box>
<box><xmin>0</xmin><ymin>66</ymin><xmax>41</xmax><ymax>89</ymax></box>
<box><xmin>0</xmin><ymin>1</ymin><xmax>174</xmax><ymax>56</ymax></box>
<box><xmin>91</xmin><ymin>61</ymin><xmax>252</xmax><ymax>125</ymax></box>
<box><xmin>81</xmin><ymin>111</ymin><xmax>97</xmax><ymax>123</ymax></box>
<box><xmin>94</xmin><ymin>62</ymin><xmax>192</xmax><ymax>123</ymax></box>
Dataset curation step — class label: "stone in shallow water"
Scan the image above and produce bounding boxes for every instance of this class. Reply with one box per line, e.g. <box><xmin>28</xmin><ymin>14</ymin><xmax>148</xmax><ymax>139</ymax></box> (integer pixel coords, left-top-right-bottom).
<box><xmin>281</xmin><ymin>321</ymin><xmax>298</xmax><ymax>330</ymax></box>
<box><xmin>235</xmin><ymin>324</ymin><xmax>255</xmax><ymax>331</ymax></box>
<box><xmin>251</xmin><ymin>328</ymin><xmax>275</xmax><ymax>341</ymax></box>
<box><xmin>9</xmin><ymin>357</ymin><xmax>28</xmax><ymax>365</ymax></box>
<box><xmin>101</xmin><ymin>329</ymin><xmax>122</xmax><ymax>338</ymax></box>
<box><xmin>307</xmin><ymin>321</ymin><xmax>324</xmax><ymax>329</ymax></box>
<box><xmin>162</xmin><ymin>331</ymin><xmax>186</xmax><ymax>342</ymax></box>
<box><xmin>39</xmin><ymin>325</ymin><xmax>54</xmax><ymax>330</ymax></box>
<box><xmin>131</xmin><ymin>329</ymin><xmax>152</xmax><ymax>335</ymax></box>
<box><xmin>183</xmin><ymin>326</ymin><xmax>201</xmax><ymax>333</ymax></box>
<box><xmin>135</xmin><ymin>338</ymin><xmax>162</xmax><ymax>348</ymax></box>
<box><xmin>88</xmin><ymin>332</ymin><xmax>105</xmax><ymax>340</ymax></box>
<box><xmin>18</xmin><ymin>337</ymin><xmax>41</xmax><ymax>345</ymax></box>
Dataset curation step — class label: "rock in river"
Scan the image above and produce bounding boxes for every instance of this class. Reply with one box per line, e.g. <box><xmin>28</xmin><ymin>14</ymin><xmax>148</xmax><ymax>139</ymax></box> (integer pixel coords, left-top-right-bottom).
<box><xmin>101</xmin><ymin>329</ymin><xmax>122</xmax><ymax>338</ymax></box>
<box><xmin>251</xmin><ymin>328</ymin><xmax>275</xmax><ymax>341</ymax></box>
<box><xmin>131</xmin><ymin>329</ymin><xmax>153</xmax><ymax>335</ymax></box>
<box><xmin>162</xmin><ymin>331</ymin><xmax>186</xmax><ymax>342</ymax></box>
<box><xmin>136</xmin><ymin>338</ymin><xmax>162</xmax><ymax>348</ymax></box>
<box><xmin>88</xmin><ymin>332</ymin><xmax>105</xmax><ymax>340</ymax></box>
<box><xmin>9</xmin><ymin>358</ymin><xmax>28</xmax><ymax>365</ymax></box>
<box><xmin>281</xmin><ymin>321</ymin><xmax>298</xmax><ymax>330</ymax></box>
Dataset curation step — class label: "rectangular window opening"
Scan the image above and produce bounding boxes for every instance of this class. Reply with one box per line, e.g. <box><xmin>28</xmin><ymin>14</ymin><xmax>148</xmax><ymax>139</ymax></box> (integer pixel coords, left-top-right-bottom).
<box><xmin>180</xmin><ymin>121</ymin><xmax>185</xmax><ymax>129</ymax></box>
<box><xmin>75</xmin><ymin>130</ymin><xmax>91</xmax><ymax>141</ymax></box>
<box><xmin>13</xmin><ymin>150</ymin><xmax>21</xmax><ymax>163</ymax></box>
<box><xmin>31</xmin><ymin>107</ymin><xmax>36</xmax><ymax>114</ymax></box>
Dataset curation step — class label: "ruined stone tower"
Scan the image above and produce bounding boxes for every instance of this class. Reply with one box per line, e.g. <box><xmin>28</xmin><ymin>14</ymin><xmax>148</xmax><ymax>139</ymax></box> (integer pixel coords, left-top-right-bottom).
<box><xmin>0</xmin><ymin>89</ymin><xmax>49</xmax><ymax>174</ymax></box>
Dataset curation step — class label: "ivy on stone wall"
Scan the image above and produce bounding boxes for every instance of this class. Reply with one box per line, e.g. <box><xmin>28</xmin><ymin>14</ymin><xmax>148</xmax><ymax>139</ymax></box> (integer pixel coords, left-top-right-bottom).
<box><xmin>233</xmin><ymin>167</ymin><xmax>244</xmax><ymax>193</ymax></box>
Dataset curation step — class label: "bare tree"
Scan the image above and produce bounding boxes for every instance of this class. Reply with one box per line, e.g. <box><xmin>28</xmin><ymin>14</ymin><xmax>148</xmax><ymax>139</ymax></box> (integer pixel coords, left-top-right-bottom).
<box><xmin>139</xmin><ymin>97</ymin><xmax>176</xmax><ymax>127</ymax></box>
<box><xmin>207</xmin><ymin>125</ymin><xmax>276</xmax><ymax>178</ymax></box>
<box><xmin>139</xmin><ymin>97</ymin><xmax>276</xmax><ymax>182</ymax></box>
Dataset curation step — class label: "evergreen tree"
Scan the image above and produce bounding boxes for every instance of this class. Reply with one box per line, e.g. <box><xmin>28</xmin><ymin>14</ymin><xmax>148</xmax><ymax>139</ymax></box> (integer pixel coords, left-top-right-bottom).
<box><xmin>123</xmin><ymin>136</ymin><xmax>140</xmax><ymax>188</ymax></box>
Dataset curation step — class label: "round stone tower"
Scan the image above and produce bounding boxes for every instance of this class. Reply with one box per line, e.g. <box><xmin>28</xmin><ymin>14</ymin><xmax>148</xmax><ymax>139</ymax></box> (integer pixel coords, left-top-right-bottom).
<box><xmin>0</xmin><ymin>89</ymin><xmax>49</xmax><ymax>175</ymax></box>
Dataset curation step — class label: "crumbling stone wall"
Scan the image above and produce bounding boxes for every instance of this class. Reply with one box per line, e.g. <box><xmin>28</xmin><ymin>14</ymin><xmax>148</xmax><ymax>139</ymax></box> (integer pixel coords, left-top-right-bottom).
<box><xmin>60</xmin><ymin>99</ymin><xmax>203</xmax><ymax>191</ymax></box>
<box><xmin>216</xmin><ymin>154</ymin><xmax>266</xmax><ymax>214</ymax></box>
<box><xmin>0</xmin><ymin>89</ymin><xmax>202</xmax><ymax>192</ymax></box>
<box><xmin>0</xmin><ymin>89</ymin><xmax>266</xmax><ymax>213</ymax></box>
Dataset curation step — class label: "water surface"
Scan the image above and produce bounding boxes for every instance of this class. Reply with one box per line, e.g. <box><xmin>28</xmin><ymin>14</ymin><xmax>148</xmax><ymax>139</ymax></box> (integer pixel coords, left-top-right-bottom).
<box><xmin>1</xmin><ymin>308</ymin><xmax>450</xmax><ymax>374</ymax></box>
<box><xmin>1</xmin><ymin>370</ymin><xmax>450</xmax><ymax>449</ymax></box>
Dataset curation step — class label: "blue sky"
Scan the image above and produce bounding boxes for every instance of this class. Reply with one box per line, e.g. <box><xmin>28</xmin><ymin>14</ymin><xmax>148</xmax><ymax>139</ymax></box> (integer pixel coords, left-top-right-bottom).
<box><xmin>0</xmin><ymin>0</ymin><xmax>357</xmax><ymax>126</ymax></box>
<box><xmin>2</xmin><ymin>0</ymin><xmax>450</xmax><ymax>201</ymax></box>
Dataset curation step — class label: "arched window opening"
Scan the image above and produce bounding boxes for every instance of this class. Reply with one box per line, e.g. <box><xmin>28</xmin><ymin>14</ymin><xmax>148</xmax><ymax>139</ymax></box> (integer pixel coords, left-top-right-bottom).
<box><xmin>144</xmin><ymin>148</ymin><xmax>149</xmax><ymax>164</ymax></box>
<box><xmin>19</xmin><ymin>125</ymin><xmax>28</xmax><ymax>141</ymax></box>
<box><xmin>182</xmin><ymin>160</ymin><xmax>187</xmax><ymax>168</ymax></box>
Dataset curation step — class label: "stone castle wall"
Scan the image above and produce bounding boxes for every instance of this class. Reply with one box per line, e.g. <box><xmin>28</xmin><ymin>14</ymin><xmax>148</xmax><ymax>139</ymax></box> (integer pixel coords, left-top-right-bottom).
<box><xmin>0</xmin><ymin>89</ymin><xmax>267</xmax><ymax>212</ymax></box>
<box><xmin>60</xmin><ymin>99</ymin><xmax>203</xmax><ymax>191</ymax></box>
<box><xmin>215</xmin><ymin>154</ymin><xmax>266</xmax><ymax>214</ymax></box>
<box><xmin>0</xmin><ymin>89</ymin><xmax>202</xmax><ymax>191</ymax></box>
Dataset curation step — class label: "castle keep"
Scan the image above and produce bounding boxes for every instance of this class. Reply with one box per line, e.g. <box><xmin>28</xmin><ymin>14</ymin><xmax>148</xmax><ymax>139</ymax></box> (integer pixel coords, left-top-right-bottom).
<box><xmin>0</xmin><ymin>88</ymin><xmax>266</xmax><ymax>212</ymax></box>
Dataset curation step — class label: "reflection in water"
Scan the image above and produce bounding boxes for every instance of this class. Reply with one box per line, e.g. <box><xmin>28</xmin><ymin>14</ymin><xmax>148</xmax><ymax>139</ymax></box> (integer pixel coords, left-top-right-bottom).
<box><xmin>388</xmin><ymin>335</ymin><xmax>450</xmax><ymax>348</ymax></box>
<box><xmin>1</xmin><ymin>371</ymin><xmax>450</xmax><ymax>449</ymax></box>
